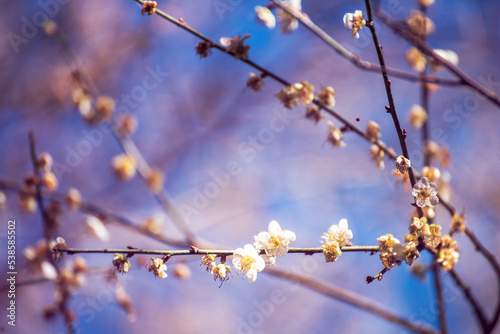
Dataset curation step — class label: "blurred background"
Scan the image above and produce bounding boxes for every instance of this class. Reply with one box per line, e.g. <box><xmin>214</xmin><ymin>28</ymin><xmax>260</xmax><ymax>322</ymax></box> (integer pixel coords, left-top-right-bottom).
<box><xmin>1</xmin><ymin>0</ymin><xmax>500</xmax><ymax>333</ymax></box>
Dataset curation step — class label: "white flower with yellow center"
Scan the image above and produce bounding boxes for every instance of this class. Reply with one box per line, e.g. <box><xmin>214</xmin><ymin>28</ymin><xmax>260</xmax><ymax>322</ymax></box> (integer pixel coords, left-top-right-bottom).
<box><xmin>412</xmin><ymin>177</ymin><xmax>439</xmax><ymax>207</ymax></box>
<box><xmin>321</xmin><ymin>219</ymin><xmax>353</xmax><ymax>262</ymax></box>
<box><xmin>343</xmin><ymin>10</ymin><xmax>366</xmax><ymax>38</ymax></box>
<box><xmin>232</xmin><ymin>244</ymin><xmax>265</xmax><ymax>283</ymax></box>
<box><xmin>254</xmin><ymin>220</ymin><xmax>296</xmax><ymax>262</ymax></box>
<box><xmin>321</xmin><ymin>219</ymin><xmax>353</xmax><ymax>247</ymax></box>
<box><xmin>148</xmin><ymin>257</ymin><xmax>167</xmax><ymax>279</ymax></box>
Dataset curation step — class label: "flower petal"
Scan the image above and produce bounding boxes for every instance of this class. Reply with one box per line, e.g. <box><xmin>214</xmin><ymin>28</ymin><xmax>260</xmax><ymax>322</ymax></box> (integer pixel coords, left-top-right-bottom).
<box><xmin>276</xmin><ymin>246</ymin><xmax>289</xmax><ymax>257</ymax></box>
<box><xmin>246</xmin><ymin>269</ymin><xmax>258</xmax><ymax>283</ymax></box>
<box><xmin>254</xmin><ymin>255</ymin><xmax>266</xmax><ymax>271</ymax></box>
<box><xmin>338</xmin><ymin>218</ymin><xmax>349</xmax><ymax>231</ymax></box>
<box><xmin>282</xmin><ymin>230</ymin><xmax>296</xmax><ymax>243</ymax></box>
<box><xmin>243</xmin><ymin>244</ymin><xmax>258</xmax><ymax>256</ymax></box>
<box><xmin>343</xmin><ymin>13</ymin><xmax>353</xmax><ymax>29</ymax></box>
<box><xmin>268</xmin><ymin>220</ymin><xmax>282</xmax><ymax>235</ymax></box>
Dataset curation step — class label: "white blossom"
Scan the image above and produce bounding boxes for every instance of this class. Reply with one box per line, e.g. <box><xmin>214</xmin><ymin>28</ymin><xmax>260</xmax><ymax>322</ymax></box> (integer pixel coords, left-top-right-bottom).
<box><xmin>232</xmin><ymin>244</ymin><xmax>266</xmax><ymax>283</ymax></box>
<box><xmin>321</xmin><ymin>218</ymin><xmax>353</xmax><ymax>247</ymax></box>
<box><xmin>343</xmin><ymin>10</ymin><xmax>366</xmax><ymax>38</ymax></box>
<box><xmin>254</xmin><ymin>220</ymin><xmax>296</xmax><ymax>259</ymax></box>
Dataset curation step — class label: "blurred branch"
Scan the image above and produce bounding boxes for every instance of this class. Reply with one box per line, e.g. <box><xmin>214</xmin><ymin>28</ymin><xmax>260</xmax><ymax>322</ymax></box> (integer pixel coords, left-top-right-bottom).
<box><xmin>0</xmin><ymin>179</ymin><xmax>190</xmax><ymax>249</ymax></box>
<box><xmin>431</xmin><ymin>262</ymin><xmax>448</xmax><ymax>334</ymax></box>
<box><xmin>271</xmin><ymin>1</ymin><xmax>461</xmax><ymax>86</ymax></box>
<box><xmin>266</xmin><ymin>267</ymin><xmax>439</xmax><ymax>334</ymax></box>
<box><xmin>47</xmin><ymin>28</ymin><xmax>197</xmax><ymax>246</ymax></box>
<box><xmin>463</xmin><ymin>228</ymin><xmax>500</xmax><ymax>332</ymax></box>
<box><xmin>28</xmin><ymin>132</ymin><xmax>75</xmax><ymax>334</ymax></box>
<box><xmin>417</xmin><ymin>3</ymin><xmax>445</xmax><ymax>330</ymax></box>
<box><xmin>448</xmin><ymin>268</ymin><xmax>489</xmax><ymax>332</ymax></box>
<box><xmin>373</xmin><ymin>9</ymin><xmax>500</xmax><ymax>109</ymax></box>
<box><xmin>29</xmin><ymin>131</ymin><xmax>56</xmax><ymax>242</ymax></box>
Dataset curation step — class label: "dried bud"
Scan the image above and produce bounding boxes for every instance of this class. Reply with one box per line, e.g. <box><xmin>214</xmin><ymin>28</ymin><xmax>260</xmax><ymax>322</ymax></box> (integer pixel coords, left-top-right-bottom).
<box><xmin>141</xmin><ymin>1</ymin><xmax>157</xmax><ymax>16</ymax></box>
<box><xmin>195</xmin><ymin>41</ymin><xmax>213</xmax><ymax>58</ymax></box>
<box><xmin>113</xmin><ymin>254</ymin><xmax>131</xmax><ymax>274</ymax></box>
<box><xmin>305</xmin><ymin>105</ymin><xmax>324</xmax><ymax>124</ymax></box>
<box><xmin>246</xmin><ymin>73</ymin><xmax>265</xmax><ymax>92</ymax></box>
<box><xmin>395</xmin><ymin>155</ymin><xmax>411</xmax><ymax>175</ymax></box>
<box><xmin>220</xmin><ymin>35</ymin><xmax>251</xmax><ymax>61</ymax></box>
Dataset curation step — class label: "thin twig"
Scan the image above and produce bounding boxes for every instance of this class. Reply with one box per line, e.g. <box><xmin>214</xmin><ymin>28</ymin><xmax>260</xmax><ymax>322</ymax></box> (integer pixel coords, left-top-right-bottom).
<box><xmin>363</xmin><ymin>0</ymin><xmax>423</xmax><ymax>218</ymax></box>
<box><xmin>271</xmin><ymin>1</ymin><xmax>460</xmax><ymax>86</ymax></box>
<box><xmin>448</xmin><ymin>268</ymin><xmax>489</xmax><ymax>332</ymax></box>
<box><xmin>265</xmin><ymin>267</ymin><xmax>439</xmax><ymax>334</ymax></box>
<box><xmin>55</xmin><ymin>246</ymin><xmax>380</xmax><ymax>257</ymax></box>
<box><xmin>373</xmin><ymin>9</ymin><xmax>500</xmax><ymax>109</ymax></box>
<box><xmin>464</xmin><ymin>228</ymin><xmax>500</xmax><ymax>332</ymax></box>
<box><xmin>131</xmin><ymin>0</ymin><xmax>452</xmax><ymax>218</ymax></box>
<box><xmin>432</xmin><ymin>262</ymin><xmax>448</xmax><ymax>334</ymax></box>
<box><xmin>28</xmin><ymin>132</ymin><xmax>75</xmax><ymax>334</ymax></box>
<box><xmin>129</xmin><ymin>0</ymin><xmax>459</xmax><ymax>217</ymax></box>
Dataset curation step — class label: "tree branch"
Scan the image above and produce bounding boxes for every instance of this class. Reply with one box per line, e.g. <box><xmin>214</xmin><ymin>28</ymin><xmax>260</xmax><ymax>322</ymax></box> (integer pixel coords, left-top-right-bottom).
<box><xmin>266</xmin><ymin>267</ymin><xmax>439</xmax><ymax>334</ymax></box>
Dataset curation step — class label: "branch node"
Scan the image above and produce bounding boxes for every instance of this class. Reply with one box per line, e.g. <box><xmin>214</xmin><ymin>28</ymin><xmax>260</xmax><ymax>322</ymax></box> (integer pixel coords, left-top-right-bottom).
<box><xmin>162</xmin><ymin>254</ymin><xmax>172</xmax><ymax>263</ymax></box>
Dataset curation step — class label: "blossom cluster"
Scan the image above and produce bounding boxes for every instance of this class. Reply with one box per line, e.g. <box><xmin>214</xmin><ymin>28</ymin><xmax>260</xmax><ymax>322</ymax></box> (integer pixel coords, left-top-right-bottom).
<box><xmin>377</xmin><ymin>216</ymin><xmax>460</xmax><ymax>271</ymax></box>
<box><xmin>321</xmin><ymin>219</ymin><xmax>353</xmax><ymax>263</ymax></box>
<box><xmin>232</xmin><ymin>220</ymin><xmax>296</xmax><ymax>283</ymax></box>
